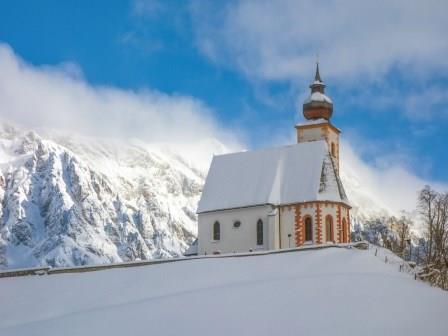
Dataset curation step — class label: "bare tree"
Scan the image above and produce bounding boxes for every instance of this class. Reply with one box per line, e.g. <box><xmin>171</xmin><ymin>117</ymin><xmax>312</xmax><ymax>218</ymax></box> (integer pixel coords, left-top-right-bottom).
<box><xmin>418</xmin><ymin>186</ymin><xmax>438</xmax><ymax>264</ymax></box>
<box><xmin>417</xmin><ymin>186</ymin><xmax>448</xmax><ymax>289</ymax></box>
<box><xmin>397</xmin><ymin>216</ymin><xmax>411</xmax><ymax>258</ymax></box>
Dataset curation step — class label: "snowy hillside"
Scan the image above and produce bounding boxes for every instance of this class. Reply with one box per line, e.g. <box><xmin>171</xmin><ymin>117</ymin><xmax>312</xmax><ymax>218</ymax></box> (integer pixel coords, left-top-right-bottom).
<box><xmin>0</xmin><ymin>123</ymin><xmax>228</xmax><ymax>269</ymax></box>
<box><xmin>0</xmin><ymin>123</ymin><xmax>399</xmax><ymax>269</ymax></box>
<box><xmin>1</xmin><ymin>247</ymin><xmax>447</xmax><ymax>336</ymax></box>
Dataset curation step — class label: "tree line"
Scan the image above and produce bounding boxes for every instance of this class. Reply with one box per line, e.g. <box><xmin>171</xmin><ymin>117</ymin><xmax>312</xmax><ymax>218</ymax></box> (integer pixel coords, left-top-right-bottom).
<box><xmin>352</xmin><ymin>185</ymin><xmax>448</xmax><ymax>290</ymax></box>
<box><xmin>417</xmin><ymin>185</ymin><xmax>448</xmax><ymax>289</ymax></box>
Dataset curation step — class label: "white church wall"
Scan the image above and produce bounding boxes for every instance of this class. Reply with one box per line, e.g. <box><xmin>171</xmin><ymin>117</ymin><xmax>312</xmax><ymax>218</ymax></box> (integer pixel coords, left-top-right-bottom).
<box><xmin>325</xmin><ymin>128</ymin><xmax>340</xmax><ymax>169</ymax></box>
<box><xmin>300</xmin><ymin>205</ymin><xmax>317</xmax><ymax>244</ymax></box>
<box><xmin>197</xmin><ymin>205</ymin><xmax>275</xmax><ymax>255</ymax></box>
<box><xmin>268</xmin><ymin>209</ymin><xmax>280</xmax><ymax>250</ymax></box>
<box><xmin>319</xmin><ymin>203</ymin><xmax>351</xmax><ymax>243</ymax></box>
<box><xmin>340</xmin><ymin>205</ymin><xmax>351</xmax><ymax>243</ymax></box>
<box><xmin>279</xmin><ymin>207</ymin><xmax>296</xmax><ymax>248</ymax></box>
<box><xmin>320</xmin><ymin>204</ymin><xmax>338</xmax><ymax>243</ymax></box>
<box><xmin>298</xmin><ymin>123</ymin><xmax>340</xmax><ymax>170</ymax></box>
<box><xmin>299</xmin><ymin>127</ymin><xmax>323</xmax><ymax>143</ymax></box>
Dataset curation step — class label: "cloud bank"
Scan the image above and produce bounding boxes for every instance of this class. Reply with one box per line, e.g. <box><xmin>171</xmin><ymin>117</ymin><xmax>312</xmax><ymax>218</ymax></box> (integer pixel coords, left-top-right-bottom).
<box><xmin>340</xmin><ymin>140</ymin><xmax>447</xmax><ymax>218</ymax></box>
<box><xmin>0</xmin><ymin>44</ymin><xmax>242</xmax><ymax>150</ymax></box>
<box><xmin>0</xmin><ymin>42</ymin><xmax>446</xmax><ymax>217</ymax></box>
<box><xmin>191</xmin><ymin>0</ymin><xmax>448</xmax><ymax>83</ymax></box>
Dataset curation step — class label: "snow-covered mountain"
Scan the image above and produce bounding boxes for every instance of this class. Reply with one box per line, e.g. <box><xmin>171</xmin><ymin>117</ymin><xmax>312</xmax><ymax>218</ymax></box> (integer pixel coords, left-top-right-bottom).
<box><xmin>0</xmin><ymin>123</ymin><xmax>231</xmax><ymax>269</ymax></box>
<box><xmin>0</xmin><ymin>123</ymin><xmax>395</xmax><ymax>269</ymax></box>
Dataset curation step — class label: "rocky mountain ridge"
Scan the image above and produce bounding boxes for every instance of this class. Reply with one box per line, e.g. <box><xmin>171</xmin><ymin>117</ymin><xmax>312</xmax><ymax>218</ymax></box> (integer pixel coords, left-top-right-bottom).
<box><xmin>0</xmin><ymin>124</ymin><xmax>216</xmax><ymax>269</ymax></box>
<box><xmin>0</xmin><ymin>123</ymin><xmax>396</xmax><ymax>269</ymax></box>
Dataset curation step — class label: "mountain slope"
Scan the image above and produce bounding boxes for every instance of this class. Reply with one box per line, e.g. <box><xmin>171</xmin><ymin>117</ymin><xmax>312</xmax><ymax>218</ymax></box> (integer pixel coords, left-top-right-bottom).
<box><xmin>0</xmin><ymin>123</ymin><xmax>397</xmax><ymax>269</ymax></box>
<box><xmin>1</xmin><ymin>247</ymin><xmax>446</xmax><ymax>336</ymax></box>
<box><xmin>0</xmin><ymin>124</ymin><xmax>225</xmax><ymax>269</ymax></box>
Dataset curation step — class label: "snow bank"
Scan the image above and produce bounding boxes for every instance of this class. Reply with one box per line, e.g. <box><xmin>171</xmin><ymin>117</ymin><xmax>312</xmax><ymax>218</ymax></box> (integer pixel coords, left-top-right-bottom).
<box><xmin>0</xmin><ymin>247</ymin><xmax>446</xmax><ymax>336</ymax></box>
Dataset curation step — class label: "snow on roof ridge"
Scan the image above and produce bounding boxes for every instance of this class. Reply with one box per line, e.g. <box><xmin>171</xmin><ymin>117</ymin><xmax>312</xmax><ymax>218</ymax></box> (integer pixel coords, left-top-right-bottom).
<box><xmin>213</xmin><ymin>140</ymin><xmax>327</xmax><ymax>159</ymax></box>
<box><xmin>198</xmin><ymin>141</ymin><xmax>348</xmax><ymax>213</ymax></box>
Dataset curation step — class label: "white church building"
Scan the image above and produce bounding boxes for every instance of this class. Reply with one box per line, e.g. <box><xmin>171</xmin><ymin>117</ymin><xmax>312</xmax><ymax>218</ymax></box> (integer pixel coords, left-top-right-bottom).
<box><xmin>196</xmin><ymin>64</ymin><xmax>351</xmax><ymax>255</ymax></box>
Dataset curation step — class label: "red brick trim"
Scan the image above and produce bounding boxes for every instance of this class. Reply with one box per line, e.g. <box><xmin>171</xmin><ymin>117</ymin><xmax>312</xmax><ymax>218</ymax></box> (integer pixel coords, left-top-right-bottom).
<box><xmin>346</xmin><ymin>207</ymin><xmax>351</xmax><ymax>243</ymax></box>
<box><xmin>337</xmin><ymin>205</ymin><xmax>342</xmax><ymax>243</ymax></box>
<box><xmin>282</xmin><ymin>201</ymin><xmax>350</xmax><ymax>246</ymax></box>
<box><xmin>294</xmin><ymin>204</ymin><xmax>303</xmax><ymax>246</ymax></box>
<box><xmin>316</xmin><ymin>203</ymin><xmax>322</xmax><ymax>243</ymax></box>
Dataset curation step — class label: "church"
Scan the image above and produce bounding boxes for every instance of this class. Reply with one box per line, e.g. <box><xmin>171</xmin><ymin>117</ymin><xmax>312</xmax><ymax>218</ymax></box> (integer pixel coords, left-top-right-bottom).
<box><xmin>196</xmin><ymin>64</ymin><xmax>351</xmax><ymax>255</ymax></box>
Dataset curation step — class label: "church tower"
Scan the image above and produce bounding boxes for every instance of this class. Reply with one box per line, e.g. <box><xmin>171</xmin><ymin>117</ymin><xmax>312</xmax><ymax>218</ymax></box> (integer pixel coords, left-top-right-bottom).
<box><xmin>295</xmin><ymin>63</ymin><xmax>341</xmax><ymax>171</ymax></box>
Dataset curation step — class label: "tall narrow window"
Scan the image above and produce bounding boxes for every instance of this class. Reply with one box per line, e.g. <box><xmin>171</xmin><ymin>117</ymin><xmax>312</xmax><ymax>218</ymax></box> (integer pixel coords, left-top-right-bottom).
<box><xmin>256</xmin><ymin>219</ymin><xmax>263</xmax><ymax>245</ymax></box>
<box><xmin>305</xmin><ymin>216</ymin><xmax>313</xmax><ymax>242</ymax></box>
<box><xmin>331</xmin><ymin>142</ymin><xmax>336</xmax><ymax>157</ymax></box>
<box><xmin>342</xmin><ymin>218</ymin><xmax>347</xmax><ymax>243</ymax></box>
<box><xmin>213</xmin><ymin>221</ymin><xmax>220</xmax><ymax>241</ymax></box>
<box><xmin>326</xmin><ymin>215</ymin><xmax>334</xmax><ymax>242</ymax></box>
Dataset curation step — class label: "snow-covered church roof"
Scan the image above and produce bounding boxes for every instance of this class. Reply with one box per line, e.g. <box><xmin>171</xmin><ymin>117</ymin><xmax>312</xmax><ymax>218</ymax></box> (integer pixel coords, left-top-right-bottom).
<box><xmin>197</xmin><ymin>140</ymin><xmax>349</xmax><ymax>213</ymax></box>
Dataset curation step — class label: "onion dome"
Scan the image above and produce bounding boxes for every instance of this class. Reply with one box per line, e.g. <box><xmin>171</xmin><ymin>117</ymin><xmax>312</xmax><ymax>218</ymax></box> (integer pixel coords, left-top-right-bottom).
<box><xmin>303</xmin><ymin>63</ymin><xmax>333</xmax><ymax>120</ymax></box>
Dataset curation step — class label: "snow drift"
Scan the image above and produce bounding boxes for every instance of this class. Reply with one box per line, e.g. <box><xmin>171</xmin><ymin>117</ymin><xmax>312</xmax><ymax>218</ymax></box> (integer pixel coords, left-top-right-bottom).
<box><xmin>0</xmin><ymin>247</ymin><xmax>446</xmax><ymax>336</ymax></box>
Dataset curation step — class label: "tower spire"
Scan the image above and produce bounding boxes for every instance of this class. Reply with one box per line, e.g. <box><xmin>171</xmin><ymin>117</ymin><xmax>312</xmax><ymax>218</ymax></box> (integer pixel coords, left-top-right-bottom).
<box><xmin>302</xmin><ymin>62</ymin><xmax>333</xmax><ymax>120</ymax></box>
<box><xmin>314</xmin><ymin>61</ymin><xmax>322</xmax><ymax>83</ymax></box>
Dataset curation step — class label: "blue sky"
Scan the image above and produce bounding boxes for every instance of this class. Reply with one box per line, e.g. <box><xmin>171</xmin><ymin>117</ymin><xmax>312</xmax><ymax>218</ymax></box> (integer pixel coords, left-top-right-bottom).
<box><xmin>0</xmin><ymin>0</ymin><xmax>447</xmax><ymax>184</ymax></box>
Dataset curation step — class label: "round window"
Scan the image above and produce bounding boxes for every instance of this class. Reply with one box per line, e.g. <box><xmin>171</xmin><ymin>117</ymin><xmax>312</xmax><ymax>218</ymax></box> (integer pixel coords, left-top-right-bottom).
<box><xmin>233</xmin><ymin>221</ymin><xmax>241</xmax><ymax>228</ymax></box>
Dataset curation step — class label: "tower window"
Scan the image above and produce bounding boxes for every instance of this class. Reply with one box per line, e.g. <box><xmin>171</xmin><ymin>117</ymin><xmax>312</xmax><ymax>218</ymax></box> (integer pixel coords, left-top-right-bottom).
<box><xmin>233</xmin><ymin>220</ymin><xmax>241</xmax><ymax>228</ymax></box>
<box><xmin>213</xmin><ymin>221</ymin><xmax>220</xmax><ymax>241</ymax></box>
<box><xmin>331</xmin><ymin>142</ymin><xmax>336</xmax><ymax>157</ymax></box>
<box><xmin>257</xmin><ymin>219</ymin><xmax>263</xmax><ymax>245</ymax></box>
<box><xmin>304</xmin><ymin>216</ymin><xmax>313</xmax><ymax>242</ymax></box>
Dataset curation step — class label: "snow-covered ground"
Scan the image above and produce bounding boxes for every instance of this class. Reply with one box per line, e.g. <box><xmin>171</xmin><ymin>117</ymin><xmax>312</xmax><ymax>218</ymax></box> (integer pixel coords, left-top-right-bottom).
<box><xmin>0</xmin><ymin>247</ymin><xmax>446</xmax><ymax>336</ymax></box>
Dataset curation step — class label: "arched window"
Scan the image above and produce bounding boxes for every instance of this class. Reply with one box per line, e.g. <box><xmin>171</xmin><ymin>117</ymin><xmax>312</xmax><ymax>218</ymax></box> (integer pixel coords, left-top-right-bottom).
<box><xmin>213</xmin><ymin>221</ymin><xmax>220</xmax><ymax>241</ymax></box>
<box><xmin>325</xmin><ymin>215</ymin><xmax>334</xmax><ymax>242</ymax></box>
<box><xmin>331</xmin><ymin>142</ymin><xmax>336</xmax><ymax>157</ymax></box>
<box><xmin>257</xmin><ymin>219</ymin><xmax>263</xmax><ymax>245</ymax></box>
<box><xmin>304</xmin><ymin>216</ymin><xmax>313</xmax><ymax>242</ymax></box>
<box><xmin>342</xmin><ymin>218</ymin><xmax>347</xmax><ymax>243</ymax></box>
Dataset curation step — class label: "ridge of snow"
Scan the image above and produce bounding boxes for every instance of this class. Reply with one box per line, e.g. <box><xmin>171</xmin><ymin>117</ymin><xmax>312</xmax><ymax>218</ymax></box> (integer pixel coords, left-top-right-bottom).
<box><xmin>0</xmin><ymin>247</ymin><xmax>446</xmax><ymax>336</ymax></box>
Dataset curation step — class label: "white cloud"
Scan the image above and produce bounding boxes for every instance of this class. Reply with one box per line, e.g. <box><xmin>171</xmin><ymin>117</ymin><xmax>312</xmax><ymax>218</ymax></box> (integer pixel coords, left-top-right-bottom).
<box><xmin>0</xmin><ymin>43</ymin><xmax>242</xmax><ymax>152</ymax></box>
<box><xmin>1</xmin><ymin>42</ymin><xmax>446</xmax><ymax>219</ymax></box>
<box><xmin>340</xmin><ymin>140</ymin><xmax>447</xmax><ymax>217</ymax></box>
<box><xmin>191</xmin><ymin>0</ymin><xmax>448</xmax><ymax>83</ymax></box>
